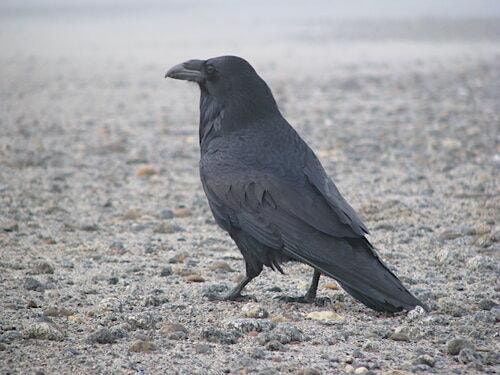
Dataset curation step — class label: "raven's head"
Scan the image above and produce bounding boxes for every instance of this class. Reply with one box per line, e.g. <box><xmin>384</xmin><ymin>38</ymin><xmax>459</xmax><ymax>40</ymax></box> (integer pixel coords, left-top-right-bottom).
<box><xmin>165</xmin><ymin>56</ymin><xmax>277</xmax><ymax>115</ymax></box>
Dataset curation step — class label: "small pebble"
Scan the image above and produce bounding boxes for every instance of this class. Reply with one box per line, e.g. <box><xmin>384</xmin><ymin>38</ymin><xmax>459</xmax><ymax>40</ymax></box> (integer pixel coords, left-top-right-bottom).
<box><xmin>137</xmin><ymin>165</ymin><xmax>157</xmax><ymax>177</ymax></box>
<box><xmin>32</xmin><ymin>261</ymin><xmax>54</xmax><ymax>275</ymax></box>
<box><xmin>265</xmin><ymin>340</ymin><xmax>285</xmax><ymax>351</ymax></box>
<box><xmin>201</xmin><ymin>328</ymin><xmax>240</xmax><ymax>344</ymax></box>
<box><xmin>160</xmin><ymin>323</ymin><xmax>188</xmax><ymax>336</ymax></box>
<box><xmin>438</xmin><ymin>230</ymin><xmax>461</xmax><ymax>242</ymax></box>
<box><xmin>174</xmin><ymin>207</ymin><xmax>191</xmax><ymax>218</ymax></box>
<box><xmin>194</xmin><ymin>343</ymin><xmax>212</xmax><ymax>354</ymax></box>
<box><xmin>249</xmin><ymin>347</ymin><xmax>266</xmax><ymax>359</ymax></box>
<box><xmin>414</xmin><ymin>354</ymin><xmax>435</xmax><ymax>367</ymax></box>
<box><xmin>160</xmin><ymin>265</ymin><xmax>173</xmax><ymax>277</ymax></box>
<box><xmin>154</xmin><ymin>223</ymin><xmax>184</xmax><ymax>234</ymax></box>
<box><xmin>354</xmin><ymin>367</ymin><xmax>368</xmax><ymax>375</ymax></box>
<box><xmin>186</xmin><ymin>274</ymin><xmax>205</xmax><ymax>283</ymax></box>
<box><xmin>439</xmin><ymin>299</ymin><xmax>467</xmax><ymax>317</ymax></box>
<box><xmin>98</xmin><ymin>297</ymin><xmax>123</xmax><ymax>314</ymax></box>
<box><xmin>344</xmin><ymin>364</ymin><xmax>354</xmax><ymax>373</ymax></box>
<box><xmin>24</xmin><ymin>277</ymin><xmax>44</xmax><ymax>292</ymax></box>
<box><xmin>209</xmin><ymin>261</ymin><xmax>234</xmax><ymax>272</ymax></box>
<box><xmin>447</xmin><ymin>337</ymin><xmax>474</xmax><ymax>355</ymax></box>
<box><xmin>168</xmin><ymin>252</ymin><xmax>189</xmax><ymax>263</ymax></box>
<box><xmin>227</xmin><ymin>319</ymin><xmax>274</xmax><ymax>333</ymax></box>
<box><xmin>160</xmin><ymin>209</ymin><xmax>175</xmax><ymax>219</ymax></box>
<box><xmin>143</xmin><ymin>295</ymin><xmax>168</xmax><ymax>307</ymax></box>
<box><xmin>24</xmin><ymin>322</ymin><xmax>64</xmax><ymax>341</ymax></box>
<box><xmin>0</xmin><ymin>219</ymin><xmax>18</xmax><ymax>232</ymax></box>
<box><xmin>79</xmin><ymin>222</ymin><xmax>98</xmax><ymax>232</ymax></box>
<box><xmin>389</xmin><ymin>326</ymin><xmax>411</xmax><ymax>342</ymax></box>
<box><xmin>109</xmin><ymin>241</ymin><xmax>126</xmax><ymax>254</ymax></box>
<box><xmin>324</xmin><ymin>283</ymin><xmax>338</xmax><ymax>290</ymax></box>
<box><xmin>125</xmin><ymin>313</ymin><xmax>157</xmax><ymax>330</ymax></box>
<box><xmin>305</xmin><ymin>311</ymin><xmax>344</xmax><ymax>324</ymax></box>
<box><xmin>478</xmin><ymin>299</ymin><xmax>497</xmax><ymax>311</ymax></box>
<box><xmin>241</xmin><ymin>303</ymin><xmax>269</xmax><ymax>318</ymax></box>
<box><xmin>43</xmin><ymin>306</ymin><xmax>74</xmax><ymax>317</ymax></box>
<box><xmin>257</xmin><ymin>323</ymin><xmax>305</xmax><ymax>344</ymax></box>
<box><xmin>129</xmin><ymin>339</ymin><xmax>156</xmax><ymax>352</ymax></box>
<box><xmin>88</xmin><ymin>327</ymin><xmax>126</xmax><ymax>344</ymax></box>
<box><xmin>406</xmin><ymin>306</ymin><xmax>426</xmax><ymax>321</ymax></box>
<box><xmin>296</xmin><ymin>368</ymin><xmax>320</xmax><ymax>375</ymax></box>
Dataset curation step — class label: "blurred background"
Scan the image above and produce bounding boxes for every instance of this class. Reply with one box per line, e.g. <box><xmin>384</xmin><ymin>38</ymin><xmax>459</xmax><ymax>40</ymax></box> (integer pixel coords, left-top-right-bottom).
<box><xmin>1</xmin><ymin>1</ymin><xmax>499</xmax><ymax>373</ymax></box>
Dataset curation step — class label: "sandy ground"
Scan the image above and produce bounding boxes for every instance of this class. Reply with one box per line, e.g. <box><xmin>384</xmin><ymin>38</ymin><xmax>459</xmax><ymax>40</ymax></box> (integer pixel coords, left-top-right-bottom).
<box><xmin>0</xmin><ymin>2</ymin><xmax>499</xmax><ymax>374</ymax></box>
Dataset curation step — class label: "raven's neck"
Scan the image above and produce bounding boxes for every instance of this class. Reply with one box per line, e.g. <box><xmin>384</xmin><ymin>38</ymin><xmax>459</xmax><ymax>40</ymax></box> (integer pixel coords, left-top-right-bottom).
<box><xmin>198</xmin><ymin>83</ymin><xmax>279</xmax><ymax>151</ymax></box>
<box><xmin>199</xmin><ymin>88</ymin><xmax>224</xmax><ymax>151</ymax></box>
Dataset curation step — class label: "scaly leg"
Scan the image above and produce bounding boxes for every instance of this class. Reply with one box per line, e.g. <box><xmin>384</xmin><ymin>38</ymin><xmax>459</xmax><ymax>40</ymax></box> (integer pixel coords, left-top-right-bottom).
<box><xmin>276</xmin><ymin>269</ymin><xmax>328</xmax><ymax>304</ymax></box>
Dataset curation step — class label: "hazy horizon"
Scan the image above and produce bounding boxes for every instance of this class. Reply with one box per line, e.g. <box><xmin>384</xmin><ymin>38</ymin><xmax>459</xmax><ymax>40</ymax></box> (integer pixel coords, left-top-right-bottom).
<box><xmin>1</xmin><ymin>0</ymin><xmax>500</xmax><ymax>19</ymax></box>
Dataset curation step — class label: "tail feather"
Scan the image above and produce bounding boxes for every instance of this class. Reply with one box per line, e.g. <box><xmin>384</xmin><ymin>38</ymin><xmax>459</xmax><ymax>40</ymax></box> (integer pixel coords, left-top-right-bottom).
<box><xmin>283</xmin><ymin>234</ymin><xmax>425</xmax><ymax>312</ymax></box>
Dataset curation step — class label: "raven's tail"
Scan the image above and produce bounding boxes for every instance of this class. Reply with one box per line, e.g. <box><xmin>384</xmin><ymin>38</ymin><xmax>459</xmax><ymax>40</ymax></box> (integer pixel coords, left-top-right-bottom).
<box><xmin>285</xmin><ymin>235</ymin><xmax>426</xmax><ymax>313</ymax></box>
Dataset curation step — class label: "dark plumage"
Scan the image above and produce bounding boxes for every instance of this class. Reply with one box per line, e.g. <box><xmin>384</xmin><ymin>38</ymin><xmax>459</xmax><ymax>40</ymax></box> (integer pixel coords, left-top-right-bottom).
<box><xmin>165</xmin><ymin>55</ymin><xmax>426</xmax><ymax>313</ymax></box>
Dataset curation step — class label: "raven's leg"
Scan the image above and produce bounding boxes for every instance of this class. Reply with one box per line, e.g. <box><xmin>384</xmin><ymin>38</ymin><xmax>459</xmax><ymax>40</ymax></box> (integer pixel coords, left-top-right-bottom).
<box><xmin>208</xmin><ymin>260</ymin><xmax>262</xmax><ymax>302</ymax></box>
<box><xmin>206</xmin><ymin>230</ymin><xmax>265</xmax><ymax>301</ymax></box>
<box><xmin>304</xmin><ymin>269</ymin><xmax>321</xmax><ymax>301</ymax></box>
<box><xmin>276</xmin><ymin>269</ymin><xmax>328</xmax><ymax>304</ymax></box>
<box><xmin>224</xmin><ymin>275</ymin><xmax>254</xmax><ymax>301</ymax></box>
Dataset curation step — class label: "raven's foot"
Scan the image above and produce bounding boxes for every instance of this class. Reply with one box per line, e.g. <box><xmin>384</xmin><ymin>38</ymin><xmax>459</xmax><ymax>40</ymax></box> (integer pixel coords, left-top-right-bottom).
<box><xmin>275</xmin><ymin>295</ymin><xmax>331</xmax><ymax>306</ymax></box>
<box><xmin>206</xmin><ymin>292</ymin><xmax>256</xmax><ymax>302</ymax></box>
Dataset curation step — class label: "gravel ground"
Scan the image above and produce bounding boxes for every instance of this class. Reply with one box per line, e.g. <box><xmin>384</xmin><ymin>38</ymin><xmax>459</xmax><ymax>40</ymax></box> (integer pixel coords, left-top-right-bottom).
<box><xmin>1</xmin><ymin>2</ymin><xmax>499</xmax><ymax>374</ymax></box>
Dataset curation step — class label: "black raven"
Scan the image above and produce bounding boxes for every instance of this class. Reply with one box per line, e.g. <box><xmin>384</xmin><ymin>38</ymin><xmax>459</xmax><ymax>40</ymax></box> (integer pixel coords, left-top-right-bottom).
<box><xmin>165</xmin><ymin>56</ymin><xmax>425</xmax><ymax>313</ymax></box>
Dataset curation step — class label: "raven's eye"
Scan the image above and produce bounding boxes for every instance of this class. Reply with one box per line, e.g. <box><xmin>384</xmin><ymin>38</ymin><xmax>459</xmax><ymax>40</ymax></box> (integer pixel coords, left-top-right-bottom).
<box><xmin>206</xmin><ymin>64</ymin><xmax>216</xmax><ymax>75</ymax></box>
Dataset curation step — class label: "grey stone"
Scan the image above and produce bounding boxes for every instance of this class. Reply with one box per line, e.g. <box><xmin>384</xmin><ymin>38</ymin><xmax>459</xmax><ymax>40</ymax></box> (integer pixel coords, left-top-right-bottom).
<box><xmin>125</xmin><ymin>313</ymin><xmax>157</xmax><ymax>330</ymax></box>
<box><xmin>258</xmin><ymin>323</ymin><xmax>305</xmax><ymax>345</ymax></box>
<box><xmin>160</xmin><ymin>265</ymin><xmax>173</xmax><ymax>277</ymax></box>
<box><xmin>0</xmin><ymin>219</ymin><xmax>18</xmax><ymax>232</ymax></box>
<box><xmin>473</xmin><ymin>310</ymin><xmax>496</xmax><ymax>323</ymax></box>
<box><xmin>447</xmin><ymin>338</ymin><xmax>474</xmax><ymax>355</ymax></box>
<box><xmin>129</xmin><ymin>339</ymin><xmax>156</xmax><ymax>352</ymax></box>
<box><xmin>32</xmin><ymin>261</ymin><xmax>54</xmax><ymax>275</ymax></box>
<box><xmin>227</xmin><ymin>318</ymin><xmax>275</xmax><ymax>333</ymax></box>
<box><xmin>97</xmin><ymin>297</ymin><xmax>123</xmax><ymax>314</ymax></box>
<box><xmin>201</xmin><ymin>328</ymin><xmax>240</xmax><ymax>344</ymax></box>
<box><xmin>143</xmin><ymin>295</ymin><xmax>168</xmax><ymax>307</ymax></box>
<box><xmin>249</xmin><ymin>347</ymin><xmax>266</xmax><ymax>359</ymax></box>
<box><xmin>0</xmin><ymin>331</ymin><xmax>22</xmax><ymax>343</ymax></box>
<box><xmin>194</xmin><ymin>343</ymin><xmax>212</xmax><ymax>354</ymax></box>
<box><xmin>478</xmin><ymin>299</ymin><xmax>497</xmax><ymax>311</ymax></box>
<box><xmin>390</xmin><ymin>325</ymin><xmax>413</xmax><ymax>342</ymax></box>
<box><xmin>160</xmin><ymin>209</ymin><xmax>175</xmax><ymax>219</ymax></box>
<box><xmin>24</xmin><ymin>322</ymin><xmax>64</xmax><ymax>341</ymax></box>
<box><xmin>439</xmin><ymin>300</ymin><xmax>467</xmax><ymax>317</ymax></box>
<box><xmin>265</xmin><ymin>340</ymin><xmax>285</xmax><ymax>351</ymax></box>
<box><xmin>414</xmin><ymin>354</ymin><xmax>436</xmax><ymax>367</ymax></box>
<box><xmin>79</xmin><ymin>222</ymin><xmax>98</xmax><ymax>232</ymax></box>
<box><xmin>168</xmin><ymin>252</ymin><xmax>189</xmax><ymax>264</ymax></box>
<box><xmin>88</xmin><ymin>327</ymin><xmax>126</xmax><ymax>344</ymax></box>
<box><xmin>202</xmin><ymin>283</ymin><xmax>230</xmax><ymax>297</ymax></box>
<box><xmin>406</xmin><ymin>305</ymin><xmax>426</xmax><ymax>321</ymax></box>
<box><xmin>24</xmin><ymin>277</ymin><xmax>45</xmax><ymax>292</ymax></box>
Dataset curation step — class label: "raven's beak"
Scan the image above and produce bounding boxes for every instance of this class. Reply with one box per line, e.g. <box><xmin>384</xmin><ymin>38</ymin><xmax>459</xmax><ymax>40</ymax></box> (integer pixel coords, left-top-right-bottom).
<box><xmin>165</xmin><ymin>59</ymin><xmax>205</xmax><ymax>82</ymax></box>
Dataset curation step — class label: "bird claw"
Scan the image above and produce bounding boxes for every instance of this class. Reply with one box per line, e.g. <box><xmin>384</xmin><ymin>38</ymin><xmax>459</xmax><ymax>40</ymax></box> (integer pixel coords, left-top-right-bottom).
<box><xmin>275</xmin><ymin>295</ymin><xmax>331</xmax><ymax>306</ymax></box>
